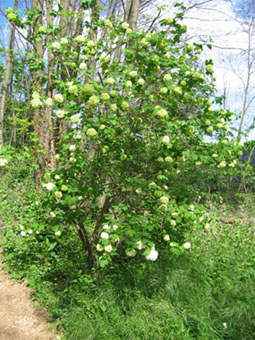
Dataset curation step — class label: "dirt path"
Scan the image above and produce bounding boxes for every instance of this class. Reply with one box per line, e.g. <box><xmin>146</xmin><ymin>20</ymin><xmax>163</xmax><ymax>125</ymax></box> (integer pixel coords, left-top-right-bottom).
<box><xmin>0</xmin><ymin>259</ymin><xmax>59</xmax><ymax>340</ymax></box>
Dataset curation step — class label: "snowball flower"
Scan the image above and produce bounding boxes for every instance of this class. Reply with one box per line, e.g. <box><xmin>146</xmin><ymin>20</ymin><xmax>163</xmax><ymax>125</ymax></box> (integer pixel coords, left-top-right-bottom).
<box><xmin>100</xmin><ymin>232</ymin><xmax>109</xmax><ymax>239</ymax></box>
<box><xmin>162</xmin><ymin>136</ymin><xmax>170</xmax><ymax>144</ymax></box>
<box><xmin>19</xmin><ymin>225</ymin><xmax>24</xmax><ymax>230</ymax></box>
<box><xmin>79</xmin><ymin>62</ymin><xmax>87</xmax><ymax>70</ymax></box>
<box><xmin>159</xmin><ymin>204</ymin><xmax>168</xmax><ymax>212</ymax></box>
<box><xmin>160</xmin><ymin>196</ymin><xmax>169</xmax><ymax>205</ymax></box>
<box><xmin>87</xmin><ymin>128</ymin><xmax>97</xmax><ymax>137</ymax></box>
<box><xmin>54</xmin><ymin>191</ymin><xmax>63</xmax><ymax>199</ymax></box>
<box><xmin>129</xmin><ymin>71</ymin><xmax>137</xmax><ymax>78</ymax></box>
<box><xmin>223</xmin><ymin>322</ymin><xmax>228</xmax><ymax>329</ymax></box>
<box><xmin>103</xmin><ymin>225</ymin><xmax>111</xmax><ymax>230</ymax></box>
<box><xmin>61</xmin><ymin>38</ymin><xmax>68</xmax><ymax>44</ymax></box>
<box><xmin>164</xmin><ymin>234</ymin><xmax>170</xmax><ymax>241</ymax></box>
<box><xmin>20</xmin><ymin>231</ymin><xmax>26</xmax><ymax>237</ymax></box>
<box><xmin>61</xmin><ymin>185</ymin><xmax>68</xmax><ymax>191</ymax></box>
<box><xmin>106</xmin><ymin>77</ymin><xmax>115</xmax><ymax>85</ymax></box>
<box><xmin>121</xmin><ymin>101</ymin><xmax>129</xmax><ymax>110</ymax></box>
<box><xmin>126</xmin><ymin>249</ymin><xmax>136</xmax><ymax>257</ymax></box>
<box><xmin>122</xmin><ymin>22</ymin><xmax>129</xmax><ymax>30</ymax></box>
<box><xmin>69</xmin><ymin>144</ymin><xmax>76</xmax><ymax>151</ymax></box>
<box><xmin>112</xmin><ymin>224</ymin><xmax>118</xmax><ymax>230</ymax></box>
<box><xmin>146</xmin><ymin>248</ymin><xmax>158</xmax><ymax>261</ymax></box>
<box><xmin>163</xmin><ymin>74</ymin><xmax>172</xmax><ymax>82</ymax></box>
<box><xmin>104</xmin><ymin>244</ymin><xmax>113</xmax><ymax>253</ymax></box>
<box><xmin>110</xmin><ymin>104</ymin><xmax>117</xmax><ymax>111</ymax></box>
<box><xmin>44</xmin><ymin>182</ymin><xmax>55</xmax><ymax>191</ymax></box>
<box><xmin>96</xmin><ymin>244</ymin><xmax>104</xmax><ymax>252</ymax></box>
<box><xmin>31</xmin><ymin>97</ymin><xmax>42</xmax><ymax>109</ymax></box>
<box><xmin>87</xmin><ymin>95</ymin><xmax>100</xmax><ymax>106</ymax></box>
<box><xmin>56</xmin><ymin>110</ymin><xmax>66</xmax><ymax>118</ymax></box>
<box><xmin>55</xmin><ymin>230</ymin><xmax>61</xmax><ymax>236</ymax></box>
<box><xmin>101</xmin><ymin>93</ymin><xmax>110</xmax><ymax>101</ymax></box>
<box><xmin>160</xmin><ymin>87</ymin><xmax>168</xmax><ymax>94</ymax></box>
<box><xmin>137</xmin><ymin>78</ymin><xmax>145</xmax><ymax>85</ymax></box>
<box><xmin>75</xmin><ymin>35</ymin><xmax>85</xmax><ymax>43</ymax></box>
<box><xmin>218</xmin><ymin>161</ymin><xmax>226</xmax><ymax>168</ymax></box>
<box><xmin>50</xmin><ymin>212</ymin><xmax>56</xmax><ymax>217</ymax></box>
<box><xmin>136</xmin><ymin>240</ymin><xmax>144</xmax><ymax>250</ymax></box>
<box><xmin>54</xmin><ymin>93</ymin><xmax>64</xmax><ymax>103</ymax></box>
<box><xmin>70</xmin><ymin>114</ymin><xmax>79</xmax><ymax>123</ymax></box>
<box><xmin>45</xmin><ymin>98</ymin><xmax>53</xmax><ymax>106</ymax></box>
<box><xmin>104</xmin><ymin>19</ymin><xmax>113</xmax><ymax>28</ymax></box>
<box><xmin>28</xmin><ymin>229</ymin><xmax>33</xmax><ymax>235</ymax></box>
<box><xmin>170</xmin><ymin>220</ymin><xmax>176</xmax><ymax>227</ymax></box>
<box><xmin>68</xmin><ymin>84</ymin><xmax>78</xmax><ymax>95</ymax></box>
<box><xmin>87</xmin><ymin>40</ymin><xmax>95</xmax><ymax>48</ymax></box>
<box><xmin>125</xmin><ymin>80</ymin><xmax>132</xmax><ymax>88</ymax></box>
<box><xmin>156</xmin><ymin>108</ymin><xmax>168</xmax><ymax>118</ymax></box>
<box><xmin>0</xmin><ymin>158</ymin><xmax>8</xmax><ymax>166</ymax></box>
<box><xmin>52</xmin><ymin>42</ymin><xmax>61</xmax><ymax>50</ymax></box>
<box><xmin>165</xmin><ymin>156</ymin><xmax>174</xmax><ymax>163</ymax></box>
<box><xmin>183</xmin><ymin>242</ymin><xmax>191</xmax><ymax>249</ymax></box>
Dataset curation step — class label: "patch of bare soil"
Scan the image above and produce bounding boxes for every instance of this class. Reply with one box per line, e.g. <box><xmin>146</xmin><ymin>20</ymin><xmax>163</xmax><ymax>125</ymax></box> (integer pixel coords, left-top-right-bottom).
<box><xmin>0</xmin><ymin>231</ymin><xmax>59</xmax><ymax>340</ymax></box>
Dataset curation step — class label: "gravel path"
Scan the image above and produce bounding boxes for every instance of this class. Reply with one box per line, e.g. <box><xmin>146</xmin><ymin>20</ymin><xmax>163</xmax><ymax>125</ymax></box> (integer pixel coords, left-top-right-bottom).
<box><xmin>0</xmin><ymin>260</ymin><xmax>58</xmax><ymax>340</ymax></box>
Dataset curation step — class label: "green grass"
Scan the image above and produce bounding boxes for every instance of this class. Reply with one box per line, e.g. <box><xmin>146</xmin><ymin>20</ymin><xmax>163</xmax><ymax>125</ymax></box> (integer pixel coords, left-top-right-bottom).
<box><xmin>1</xmin><ymin>163</ymin><xmax>255</xmax><ymax>340</ymax></box>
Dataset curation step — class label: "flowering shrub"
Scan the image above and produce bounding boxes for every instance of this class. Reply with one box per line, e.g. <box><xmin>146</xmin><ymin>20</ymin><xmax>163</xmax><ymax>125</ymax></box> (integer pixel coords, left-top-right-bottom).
<box><xmin>8</xmin><ymin>7</ymin><xmax>243</xmax><ymax>271</ymax></box>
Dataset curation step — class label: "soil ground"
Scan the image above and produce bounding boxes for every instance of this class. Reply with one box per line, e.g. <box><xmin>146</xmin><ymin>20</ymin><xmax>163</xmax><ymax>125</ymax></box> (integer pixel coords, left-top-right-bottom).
<box><xmin>0</xmin><ymin>221</ymin><xmax>59</xmax><ymax>340</ymax></box>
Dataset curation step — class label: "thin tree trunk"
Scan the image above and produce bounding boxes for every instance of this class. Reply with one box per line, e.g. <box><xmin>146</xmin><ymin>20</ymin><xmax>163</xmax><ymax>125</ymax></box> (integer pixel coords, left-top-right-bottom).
<box><xmin>0</xmin><ymin>0</ymin><xmax>17</xmax><ymax>147</ymax></box>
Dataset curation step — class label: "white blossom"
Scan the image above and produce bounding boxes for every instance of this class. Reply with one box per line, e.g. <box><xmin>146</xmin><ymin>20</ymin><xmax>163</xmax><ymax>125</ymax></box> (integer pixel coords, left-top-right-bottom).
<box><xmin>54</xmin><ymin>93</ymin><xmax>64</xmax><ymax>103</ymax></box>
<box><xmin>106</xmin><ymin>77</ymin><xmax>115</xmax><ymax>85</ymax></box>
<box><xmin>56</xmin><ymin>110</ymin><xmax>66</xmax><ymax>118</ymax></box>
<box><xmin>96</xmin><ymin>244</ymin><xmax>104</xmax><ymax>251</ymax></box>
<box><xmin>31</xmin><ymin>97</ymin><xmax>42</xmax><ymax>108</ymax></box>
<box><xmin>103</xmin><ymin>225</ymin><xmax>111</xmax><ymax>230</ymax></box>
<box><xmin>146</xmin><ymin>248</ymin><xmax>158</xmax><ymax>261</ymax></box>
<box><xmin>160</xmin><ymin>196</ymin><xmax>169</xmax><ymax>205</ymax></box>
<box><xmin>0</xmin><ymin>158</ymin><xmax>8</xmax><ymax>166</ymax></box>
<box><xmin>86</xmin><ymin>128</ymin><xmax>97</xmax><ymax>137</ymax></box>
<box><xmin>43</xmin><ymin>182</ymin><xmax>55</xmax><ymax>191</ymax></box>
<box><xmin>70</xmin><ymin>114</ymin><xmax>79</xmax><ymax>124</ymax></box>
<box><xmin>164</xmin><ymin>234</ymin><xmax>170</xmax><ymax>241</ymax></box>
<box><xmin>45</xmin><ymin>98</ymin><xmax>53</xmax><ymax>106</ymax></box>
<box><xmin>104</xmin><ymin>244</ymin><xmax>113</xmax><ymax>252</ymax></box>
<box><xmin>170</xmin><ymin>220</ymin><xmax>176</xmax><ymax>227</ymax></box>
<box><xmin>61</xmin><ymin>38</ymin><xmax>68</xmax><ymax>45</ymax></box>
<box><xmin>55</xmin><ymin>230</ymin><xmax>61</xmax><ymax>236</ymax></box>
<box><xmin>79</xmin><ymin>62</ymin><xmax>87</xmax><ymax>70</ymax></box>
<box><xmin>69</xmin><ymin>145</ymin><xmax>76</xmax><ymax>151</ymax></box>
<box><xmin>52</xmin><ymin>42</ymin><xmax>61</xmax><ymax>50</ymax></box>
<box><xmin>183</xmin><ymin>242</ymin><xmax>191</xmax><ymax>249</ymax></box>
<box><xmin>126</xmin><ymin>249</ymin><xmax>136</xmax><ymax>257</ymax></box>
<box><xmin>20</xmin><ymin>231</ymin><xmax>26</xmax><ymax>237</ymax></box>
<box><xmin>75</xmin><ymin>35</ymin><xmax>85</xmax><ymax>43</ymax></box>
<box><xmin>100</xmin><ymin>232</ymin><xmax>109</xmax><ymax>239</ymax></box>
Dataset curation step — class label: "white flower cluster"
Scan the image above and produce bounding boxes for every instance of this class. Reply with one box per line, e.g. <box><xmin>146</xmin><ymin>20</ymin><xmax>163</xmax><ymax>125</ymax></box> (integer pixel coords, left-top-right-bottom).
<box><xmin>31</xmin><ymin>92</ymin><xmax>42</xmax><ymax>109</ymax></box>
<box><xmin>0</xmin><ymin>158</ymin><xmax>8</xmax><ymax>166</ymax></box>
<box><xmin>43</xmin><ymin>182</ymin><xmax>55</xmax><ymax>191</ymax></box>
<box><xmin>19</xmin><ymin>225</ymin><xmax>33</xmax><ymax>237</ymax></box>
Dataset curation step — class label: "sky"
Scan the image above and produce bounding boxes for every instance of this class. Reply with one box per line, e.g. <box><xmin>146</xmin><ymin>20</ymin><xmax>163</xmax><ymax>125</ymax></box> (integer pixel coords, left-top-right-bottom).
<box><xmin>0</xmin><ymin>0</ymin><xmax>254</xmax><ymax>140</ymax></box>
<box><xmin>179</xmin><ymin>0</ymin><xmax>255</xmax><ymax>140</ymax></box>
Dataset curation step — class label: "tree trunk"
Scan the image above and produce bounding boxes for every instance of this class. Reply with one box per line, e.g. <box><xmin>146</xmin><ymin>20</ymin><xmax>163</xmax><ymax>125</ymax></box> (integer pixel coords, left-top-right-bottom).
<box><xmin>0</xmin><ymin>0</ymin><xmax>17</xmax><ymax>148</ymax></box>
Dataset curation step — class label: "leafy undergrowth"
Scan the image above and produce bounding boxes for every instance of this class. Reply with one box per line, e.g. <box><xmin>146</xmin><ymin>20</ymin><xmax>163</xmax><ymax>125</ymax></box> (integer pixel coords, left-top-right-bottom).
<box><xmin>1</xmin><ymin>164</ymin><xmax>255</xmax><ymax>340</ymax></box>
